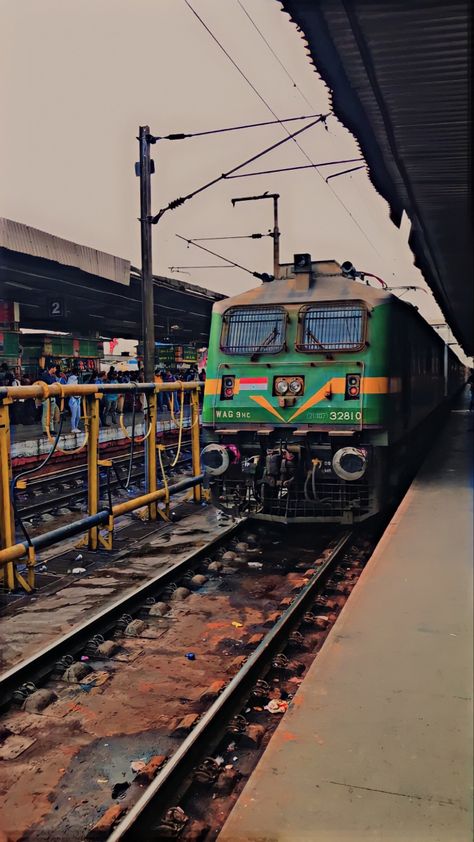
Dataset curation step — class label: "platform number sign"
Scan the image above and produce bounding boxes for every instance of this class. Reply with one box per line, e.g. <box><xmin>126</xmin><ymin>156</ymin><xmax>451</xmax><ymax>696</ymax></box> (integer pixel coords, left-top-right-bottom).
<box><xmin>48</xmin><ymin>298</ymin><xmax>65</xmax><ymax>318</ymax></box>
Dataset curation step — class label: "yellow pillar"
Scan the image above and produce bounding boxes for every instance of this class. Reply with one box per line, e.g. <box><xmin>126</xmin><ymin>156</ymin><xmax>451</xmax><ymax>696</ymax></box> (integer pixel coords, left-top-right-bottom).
<box><xmin>0</xmin><ymin>400</ymin><xmax>15</xmax><ymax>590</ymax></box>
<box><xmin>87</xmin><ymin>393</ymin><xmax>100</xmax><ymax>550</ymax></box>
<box><xmin>190</xmin><ymin>387</ymin><xmax>202</xmax><ymax>503</ymax></box>
<box><xmin>147</xmin><ymin>389</ymin><xmax>158</xmax><ymax>520</ymax></box>
<box><xmin>27</xmin><ymin>546</ymin><xmax>36</xmax><ymax>591</ymax></box>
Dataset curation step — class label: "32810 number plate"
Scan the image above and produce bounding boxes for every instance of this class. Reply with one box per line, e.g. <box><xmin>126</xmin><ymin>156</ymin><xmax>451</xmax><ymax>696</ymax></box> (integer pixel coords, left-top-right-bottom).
<box><xmin>329</xmin><ymin>410</ymin><xmax>362</xmax><ymax>421</ymax></box>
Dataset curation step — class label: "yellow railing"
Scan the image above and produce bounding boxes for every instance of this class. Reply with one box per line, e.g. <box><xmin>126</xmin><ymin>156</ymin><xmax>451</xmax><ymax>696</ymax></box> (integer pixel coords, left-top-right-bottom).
<box><xmin>0</xmin><ymin>381</ymin><xmax>202</xmax><ymax>593</ymax></box>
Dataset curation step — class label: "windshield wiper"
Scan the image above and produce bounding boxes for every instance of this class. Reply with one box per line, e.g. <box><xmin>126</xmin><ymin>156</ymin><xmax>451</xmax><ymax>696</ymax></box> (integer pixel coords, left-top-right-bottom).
<box><xmin>306</xmin><ymin>327</ymin><xmax>325</xmax><ymax>349</ymax></box>
<box><xmin>251</xmin><ymin>324</ymin><xmax>279</xmax><ymax>359</ymax></box>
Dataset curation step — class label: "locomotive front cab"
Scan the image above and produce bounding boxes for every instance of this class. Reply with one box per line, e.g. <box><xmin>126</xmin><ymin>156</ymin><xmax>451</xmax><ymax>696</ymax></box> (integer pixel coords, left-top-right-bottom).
<box><xmin>202</xmin><ymin>260</ymin><xmax>392</xmax><ymax>523</ymax></box>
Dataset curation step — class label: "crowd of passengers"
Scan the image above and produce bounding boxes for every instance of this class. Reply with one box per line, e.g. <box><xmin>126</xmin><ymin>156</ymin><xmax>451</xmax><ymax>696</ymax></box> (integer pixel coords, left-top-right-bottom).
<box><xmin>0</xmin><ymin>362</ymin><xmax>205</xmax><ymax>435</ymax></box>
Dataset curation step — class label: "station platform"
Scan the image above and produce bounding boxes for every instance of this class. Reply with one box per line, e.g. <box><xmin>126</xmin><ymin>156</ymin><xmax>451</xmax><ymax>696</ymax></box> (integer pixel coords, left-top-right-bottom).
<box><xmin>219</xmin><ymin>403</ymin><xmax>473</xmax><ymax>842</ymax></box>
<box><xmin>8</xmin><ymin>408</ymin><xmax>193</xmax><ymax>463</ymax></box>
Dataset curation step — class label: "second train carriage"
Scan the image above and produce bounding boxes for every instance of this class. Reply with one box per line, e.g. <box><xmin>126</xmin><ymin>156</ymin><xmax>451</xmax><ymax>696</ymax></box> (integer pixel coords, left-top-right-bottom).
<box><xmin>201</xmin><ymin>256</ymin><xmax>464</xmax><ymax>523</ymax></box>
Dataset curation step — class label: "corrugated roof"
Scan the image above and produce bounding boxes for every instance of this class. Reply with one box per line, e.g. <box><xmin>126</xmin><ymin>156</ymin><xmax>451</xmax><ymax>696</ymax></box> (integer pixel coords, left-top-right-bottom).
<box><xmin>279</xmin><ymin>0</ymin><xmax>472</xmax><ymax>354</ymax></box>
<box><xmin>131</xmin><ymin>270</ymin><xmax>226</xmax><ymax>303</ymax></box>
<box><xmin>0</xmin><ymin>218</ymin><xmax>131</xmax><ymax>286</ymax></box>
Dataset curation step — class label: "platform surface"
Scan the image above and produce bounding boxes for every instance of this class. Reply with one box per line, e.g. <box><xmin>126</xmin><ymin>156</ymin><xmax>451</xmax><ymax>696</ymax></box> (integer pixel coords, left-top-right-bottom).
<box><xmin>219</xmin><ymin>404</ymin><xmax>473</xmax><ymax>842</ymax></box>
<box><xmin>9</xmin><ymin>407</ymin><xmax>193</xmax><ymax>459</ymax></box>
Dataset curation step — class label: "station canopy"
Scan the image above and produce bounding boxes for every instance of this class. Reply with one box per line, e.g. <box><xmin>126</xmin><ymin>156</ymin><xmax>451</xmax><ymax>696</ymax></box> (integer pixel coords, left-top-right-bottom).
<box><xmin>0</xmin><ymin>218</ymin><xmax>225</xmax><ymax>344</ymax></box>
<box><xmin>280</xmin><ymin>0</ymin><xmax>472</xmax><ymax>355</ymax></box>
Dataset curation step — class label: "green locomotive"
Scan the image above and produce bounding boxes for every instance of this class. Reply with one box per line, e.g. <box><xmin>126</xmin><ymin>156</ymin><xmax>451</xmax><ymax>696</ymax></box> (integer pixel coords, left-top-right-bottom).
<box><xmin>201</xmin><ymin>256</ymin><xmax>464</xmax><ymax>523</ymax></box>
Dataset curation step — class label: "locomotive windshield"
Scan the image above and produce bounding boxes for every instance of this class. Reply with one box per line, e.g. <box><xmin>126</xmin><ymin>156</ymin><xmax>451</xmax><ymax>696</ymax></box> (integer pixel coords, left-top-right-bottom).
<box><xmin>298</xmin><ymin>302</ymin><xmax>366</xmax><ymax>352</ymax></box>
<box><xmin>221</xmin><ymin>306</ymin><xmax>286</xmax><ymax>354</ymax></box>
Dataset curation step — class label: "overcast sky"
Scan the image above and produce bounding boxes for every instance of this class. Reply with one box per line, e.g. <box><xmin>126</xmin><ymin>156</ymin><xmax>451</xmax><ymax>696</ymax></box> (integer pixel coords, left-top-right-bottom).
<box><xmin>0</xmin><ymin>0</ymin><xmax>466</xmax><ymax>360</ymax></box>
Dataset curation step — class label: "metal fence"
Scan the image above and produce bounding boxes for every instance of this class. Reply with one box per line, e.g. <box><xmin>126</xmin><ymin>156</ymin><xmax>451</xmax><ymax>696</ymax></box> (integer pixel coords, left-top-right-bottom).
<box><xmin>0</xmin><ymin>381</ymin><xmax>202</xmax><ymax>593</ymax></box>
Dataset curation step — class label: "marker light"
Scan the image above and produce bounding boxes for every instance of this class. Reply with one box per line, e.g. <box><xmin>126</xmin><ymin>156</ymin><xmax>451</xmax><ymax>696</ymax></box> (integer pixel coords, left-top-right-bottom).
<box><xmin>221</xmin><ymin>375</ymin><xmax>235</xmax><ymax>401</ymax></box>
<box><xmin>345</xmin><ymin>373</ymin><xmax>361</xmax><ymax>400</ymax></box>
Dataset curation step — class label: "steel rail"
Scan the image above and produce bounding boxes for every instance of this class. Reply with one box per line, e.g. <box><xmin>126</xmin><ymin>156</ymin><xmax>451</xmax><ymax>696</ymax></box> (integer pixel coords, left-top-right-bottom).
<box><xmin>18</xmin><ymin>439</ymin><xmax>191</xmax><ymax>488</ymax></box>
<box><xmin>107</xmin><ymin>530</ymin><xmax>353</xmax><ymax>841</ymax></box>
<box><xmin>15</xmin><ymin>465</ymin><xmax>181</xmax><ymax>518</ymax></box>
<box><xmin>16</xmin><ymin>450</ymin><xmax>192</xmax><ymax>518</ymax></box>
<box><xmin>0</xmin><ymin>519</ymin><xmax>244</xmax><ymax>709</ymax></box>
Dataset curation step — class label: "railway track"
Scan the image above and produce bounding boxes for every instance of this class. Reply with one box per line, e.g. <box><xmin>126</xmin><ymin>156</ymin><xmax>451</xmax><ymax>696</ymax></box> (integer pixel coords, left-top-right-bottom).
<box><xmin>13</xmin><ymin>441</ymin><xmax>193</xmax><ymax>521</ymax></box>
<box><xmin>0</xmin><ymin>521</ymin><xmax>377</xmax><ymax>842</ymax></box>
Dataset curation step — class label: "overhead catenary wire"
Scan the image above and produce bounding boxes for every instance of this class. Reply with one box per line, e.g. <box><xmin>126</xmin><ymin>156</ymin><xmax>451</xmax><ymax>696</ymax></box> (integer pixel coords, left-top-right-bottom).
<box><xmin>169</xmin><ymin>265</ymin><xmax>238</xmax><ymax>270</ymax></box>
<box><xmin>236</xmin><ymin>0</ymin><xmax>315</xmax><ymax>111</ymax></box>
<box><xmin>189</xmin><ymin>233</ymin><xmax>272</xmax><ymax>241</ymax></box>
<box><xmin>388</xmin><ymin>285</ymin><xmax>429</xmax><ymax>298</ymax></box>
<box><xmin>184</xmin><ymin>0</ymin><xmax>383</xmax><ymax>260</ymax></box>
<box><xmin>183</xmin><ymin>0</ymin><xmax>298</xmax><ymax>126</ymax></box>
<box><xmin>151</xmin><ymin>113</ymin><xmax>324</xmax><ymax>141</ymax></box>
<box><xmin>325</xmin><ymin>165</ymin><xmax>366</xmax><ymax>183</ymax></box>
<box><xmin>152</xmin><ymin>114</ymin><xmax>327</xmax><ymax>223</ymax></box>
<box><xmin>176</xmin><ymin>234</ymin><xmax>271</xmax><ymax>280</ymax></box>
<box><xmin>225</xmin><ymin>157</ymin><xmax>364</xmax><ymax>179</ymax></box>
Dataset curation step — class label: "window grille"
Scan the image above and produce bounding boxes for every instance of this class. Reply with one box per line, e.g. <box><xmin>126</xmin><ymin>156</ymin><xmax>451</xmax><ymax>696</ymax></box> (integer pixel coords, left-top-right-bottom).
<box><xmin>298</xmin><ymin>302</ymin><xmax>366</xmax><ymax>352</ymax></box>
<box><xmin>221</xmin><ymin>306</ymin><xmax>286</xmax><ymax>354</ymax></box>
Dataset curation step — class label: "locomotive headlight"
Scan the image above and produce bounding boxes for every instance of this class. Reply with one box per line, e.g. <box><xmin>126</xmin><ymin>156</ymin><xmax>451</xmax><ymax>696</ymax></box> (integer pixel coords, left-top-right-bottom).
<box><xmin>289</xmin><ymin>378</ymin><xmax>303</xmax><ymax>395</ymax></box>
<box><xmin>275</xmin><ymin>378</ymin><xmax>289</xmax><ymax>395</ymax></box>
<box><xmin>332</xmin><ymin>447</ymin><xmax>368</xmax><ymax>481</ymax></box>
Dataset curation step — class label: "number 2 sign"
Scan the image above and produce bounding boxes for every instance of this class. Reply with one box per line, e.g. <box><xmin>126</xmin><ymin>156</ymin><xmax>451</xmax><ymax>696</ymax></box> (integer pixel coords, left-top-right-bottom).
<box><xmin>48</xmin><ymin>298</ymin><xmax>65</xmax><ymax>318</ymax></box>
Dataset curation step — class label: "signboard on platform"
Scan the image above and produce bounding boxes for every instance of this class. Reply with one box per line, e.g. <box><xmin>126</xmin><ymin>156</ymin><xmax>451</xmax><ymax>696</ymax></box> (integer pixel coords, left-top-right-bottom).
<box><xmin>44</xmin><ymin>356</ymin><xmax>98</xmax><ymax>373</ymax></box>
<box><xmin>175</xmin><ymin>345</ymin><xmax>198</xmax><ymax>364</ymax></box>
<box><xmin>47</xmin><ymin>297</ymin><xmax>65</xmax><ymax>318</ymax></box>
<box><xmin>150</xmin><ymin>343</ymin><xmax>198</xmax><ymax>366</ymax></box>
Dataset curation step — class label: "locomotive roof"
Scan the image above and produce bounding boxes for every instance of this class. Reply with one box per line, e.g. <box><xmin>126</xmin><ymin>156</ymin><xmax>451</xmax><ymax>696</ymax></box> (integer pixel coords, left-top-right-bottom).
<box><xmin>213</xmin><ymin>260</ymin><xmax>392</xmax><ymax>314</ymax></box>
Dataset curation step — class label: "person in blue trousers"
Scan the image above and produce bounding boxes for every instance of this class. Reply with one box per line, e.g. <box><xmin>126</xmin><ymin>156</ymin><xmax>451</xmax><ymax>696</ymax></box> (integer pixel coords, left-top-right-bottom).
<box><xmin>67</xmin><ymin>370</ymin><xmax>81</xmax><ymax>432</ymax></box>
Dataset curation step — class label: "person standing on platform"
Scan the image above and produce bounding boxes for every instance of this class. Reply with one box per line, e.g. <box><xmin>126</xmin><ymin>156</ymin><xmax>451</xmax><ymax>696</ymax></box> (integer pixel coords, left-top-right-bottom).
<box><xmin>154</xmin><ymin>368</ymin><xmax>164</xmax><ymax>412</ymax></box>
<box><xmin>4</xmin><ymin>366</ymin><xmax>21</xmax><ymax>423</ymax></box>
<box><xmin>67</xmin><ymin>370</ymin><xmax>81</xmax><ymax>433</ymax></box>
<box><xmin>163</xmin><ymin>368</ymin><xmax>179</xmax><ymax>414</ymax></box>
<box><xmin>38</xmin><ymin>364</ymin><xmax>58</xmax><ymax>436</ymax></box>
<box><xmin>116</xmin><ymin>372</ymin><xmax>128</xmax><ymax>416</ymax></box>
<box><xmin>56</xmin><ymin>367</ymin><xmax>67</xmax><ymax>384</ymax></box>
<box><xmin>0</xmin><ymin>365</ymin><xmax>15</xmax><ymax>422</ymax></box>
<box><xmin>94</xmin><ymin>371</ymin><xmax>107</xmax><ymax>425</ymax></box>
<box><xmin>103</xmin><ymin>373</ymin><xmax>119</xmax><ymax>425</ymax></box>
<box><xmin>198</xmin><ymin>367</ymin><xmax>206</xmax><ymax>406</ymax></box>
<box><xmin>136</xmin><ymin>369</ymin><xmax>146</xmax><ymax>415</ymax></box>
<box><xmin>0</xmin><ymin>363</ymin><xmax>14</xmax><ymax>387</ymax></box>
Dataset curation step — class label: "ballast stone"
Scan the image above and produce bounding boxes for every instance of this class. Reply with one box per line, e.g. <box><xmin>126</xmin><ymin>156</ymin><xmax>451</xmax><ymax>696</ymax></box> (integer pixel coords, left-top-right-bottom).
<box><xmin>148</xmin><ymin>601</ymin><xmax>171</xmax><ymax>616</ymax></box>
